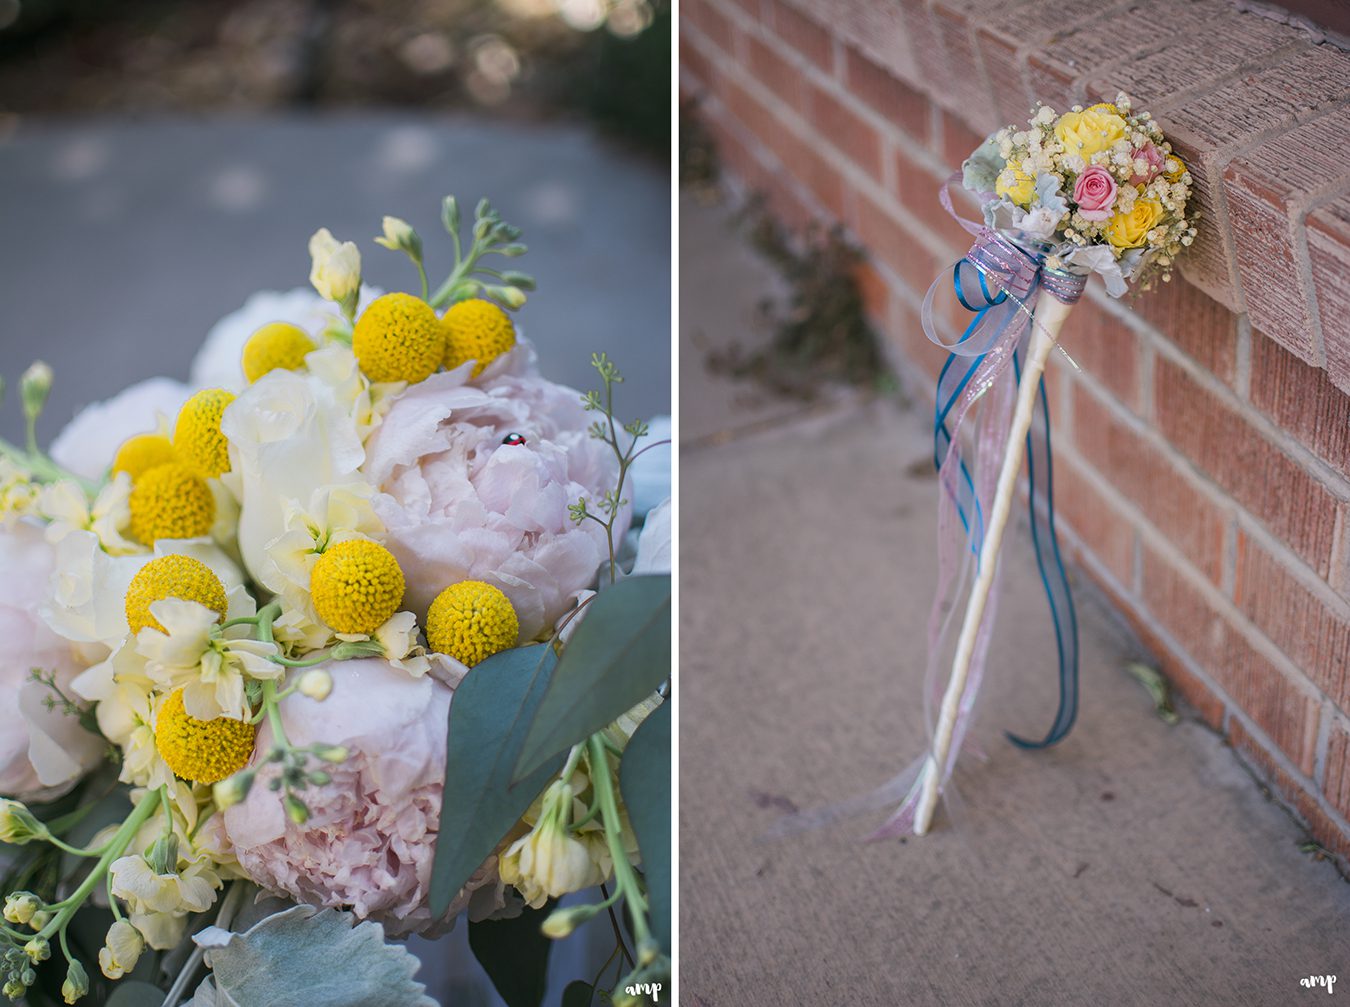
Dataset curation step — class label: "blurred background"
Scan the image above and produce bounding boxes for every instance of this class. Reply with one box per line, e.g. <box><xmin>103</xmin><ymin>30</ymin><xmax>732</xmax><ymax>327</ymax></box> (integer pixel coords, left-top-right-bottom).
<box><xmin>0</xmin><ymin>1</ymin><xmax>670</xmax><ymax>1004</ymax></box>
<box><xmin>0</xmin><ymin>0</ymin><xmax>671</xmax><ymax>445</ymax></box>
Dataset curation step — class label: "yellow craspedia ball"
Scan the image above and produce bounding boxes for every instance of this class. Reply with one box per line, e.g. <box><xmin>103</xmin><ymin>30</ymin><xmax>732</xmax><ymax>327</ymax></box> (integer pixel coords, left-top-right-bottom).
<box><xmin>155</xmin><ymin>688</ymin><xmax>256</xmax><ymax>784</ymax></box>
<box><xmin>352</xmin><ymin>292</ymin><xmax>444</xmax><ymax>384</ymax></box>
<box><xmin>310</xmin><ymin>538</ymin><xmax>405</xmax><ymax>635</ymax></box>
<box><xmin>425</xmin><ymin>580</ymin><xmax>519</xmax><ymax>667</ymax></box>
<box><xmin>442</xmin><ymin>299</ymin><xmax>517</xmax><ymax>378</ymax></box>
<box><xmin>125</xmin><ymin>553</ymin><xmax>228</xmax><ymax>636</ymax></box>
<box><xmin>111</xmin><ymin>433</ymin><xmax>178</xmax><ymax>481</ymax></box>
<box><xmin>173</xmin><ymin>388</ymin><xmax>236</xmax><ymax>478</ymax></box>
<box><xmin>242</xmin><ymin>322</ymin><xmax>315</xmax><ymax>383</ymax></box>
<box><xmin>128</xmin><ymin>463</ymin><xmax>216</xmax><ymax>545</ymax></box>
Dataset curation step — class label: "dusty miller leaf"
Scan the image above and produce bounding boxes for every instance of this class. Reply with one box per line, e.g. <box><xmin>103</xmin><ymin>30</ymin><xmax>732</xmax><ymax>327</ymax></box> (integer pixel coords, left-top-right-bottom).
<box><xmin>193</xmin><ymin>905</ymin><xmax>437</xmax><ymax>1007</ymax></box>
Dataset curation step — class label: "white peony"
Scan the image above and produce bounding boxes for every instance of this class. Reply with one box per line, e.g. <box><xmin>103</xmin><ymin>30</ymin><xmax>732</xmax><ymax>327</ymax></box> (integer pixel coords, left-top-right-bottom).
<box><xmin>49</xmin><ymin>377</ymin><xmax>190</xmax><ymax>481</ymax></box>
<box><xmin>0</xmin><ymin>521</ymin><xmax>105</xmax><ymax>800</ymax></box>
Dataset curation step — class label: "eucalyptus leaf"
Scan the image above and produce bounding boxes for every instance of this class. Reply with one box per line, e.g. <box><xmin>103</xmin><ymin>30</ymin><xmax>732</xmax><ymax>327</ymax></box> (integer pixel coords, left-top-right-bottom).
<box><xmin>619</xmin><ymin>699</ymin><xmax>671</xmax><ymax>954</ymax></box>
<box><xmin>562</xmin><ymin>980</ymin><xmax>595</xmax><ymax>1007</ymax></box>
<box><xmin>429</xmin><ymin>644</ymin><xmax>566</xmax><ymax>916</ymax></box>
<box><xmin>467</xmin><ymin>903</ymin><xmax>554</xmax><ymax>1007</ymax></box>
<box><xmin>105</xmin><ymin>981</ymin><xmax>166</xmax><ymax>1007</ymax></box>
<box><xmin>194</xmin><ymin>905</ymin><xmax>436</xmax><ymax>1007</ymax></box>
<box><xmin>513</xmin><ymin>575</ymin><xmax>671</xmax><ymax>782</ymax></box>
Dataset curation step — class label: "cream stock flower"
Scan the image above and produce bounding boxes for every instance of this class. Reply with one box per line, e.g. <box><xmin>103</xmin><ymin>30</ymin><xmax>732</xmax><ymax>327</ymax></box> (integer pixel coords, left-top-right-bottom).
<box><xmin>259</xmin><ymin>483</ymin><xmax>384</xmax><ymax>608</ymax></box>
<box><xmin>499</xmin><ymin>777</ymin><xmax>602</xmax><ymax>908</ymax></box>
<box><xmin>308</xmin><ymin>228</ymin><xmax>362</xmax><ymax>305</ymax></box>
<box><xmin>39</xmin><ymin>474</ymin><xmax>140</xmax><ymax>555</ymax></box>
<box><xmin>135</xmin><ymin>598</ymin><xmax>281</xmax><ymax>721</ymax></box>
<box><xmin>97</xmin><ymin>920</ymin><xmax>144</xmax><ymax>979</ymax></box>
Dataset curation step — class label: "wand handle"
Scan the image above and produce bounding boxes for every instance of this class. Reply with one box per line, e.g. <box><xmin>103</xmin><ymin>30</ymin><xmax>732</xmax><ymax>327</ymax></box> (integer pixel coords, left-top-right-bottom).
<box><xmin>912</xmin><ymin>291</ymin><xmax>1076</xmax><ymax>836</ymax></box>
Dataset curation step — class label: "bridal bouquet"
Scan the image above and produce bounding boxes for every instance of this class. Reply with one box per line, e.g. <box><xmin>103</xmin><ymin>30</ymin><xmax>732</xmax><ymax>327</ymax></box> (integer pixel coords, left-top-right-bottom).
<box><xmin>963</xmin><ymin>92</ymin><xmax>1197</xmax><ymax>295</ymax></box>
<box><xmin>0</xmin><ymin>196</ymin><xmax>671</xmax><ymax>1006</ymax></box>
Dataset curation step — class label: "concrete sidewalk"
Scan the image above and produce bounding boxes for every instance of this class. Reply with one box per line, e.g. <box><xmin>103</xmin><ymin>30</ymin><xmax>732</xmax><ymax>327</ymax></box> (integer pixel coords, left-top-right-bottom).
<box><xmin>679</xmin><ymin>192</ymin><xmax>1349</xmax><ymax>1007</ymax></box>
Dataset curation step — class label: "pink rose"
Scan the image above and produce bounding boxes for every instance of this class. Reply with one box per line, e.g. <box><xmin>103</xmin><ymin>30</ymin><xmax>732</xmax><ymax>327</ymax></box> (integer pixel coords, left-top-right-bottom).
<box><xmin>1129</xmin><ymin>143</ymin><xmax>1166</xmax><ymax>186</ymax></box>
<box><xmin>1072</xmin><ymin>164</ymin><xmax>1118</xmax><ymax>221</ymax></box>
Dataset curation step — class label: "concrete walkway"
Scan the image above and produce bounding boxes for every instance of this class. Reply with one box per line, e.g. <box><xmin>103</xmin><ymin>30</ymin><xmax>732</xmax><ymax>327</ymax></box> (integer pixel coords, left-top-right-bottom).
<box><xmin>679</xmin><ymin>192</ymin><xmax>1349</xmax><ymax>1007</ymax></box>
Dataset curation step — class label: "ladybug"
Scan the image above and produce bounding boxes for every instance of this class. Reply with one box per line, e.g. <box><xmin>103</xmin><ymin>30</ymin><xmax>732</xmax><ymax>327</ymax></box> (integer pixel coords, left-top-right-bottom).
<box><xmin>502</xmin><ymin>432</ymin><xmax>527</xmax><ymax>446</ymax></box>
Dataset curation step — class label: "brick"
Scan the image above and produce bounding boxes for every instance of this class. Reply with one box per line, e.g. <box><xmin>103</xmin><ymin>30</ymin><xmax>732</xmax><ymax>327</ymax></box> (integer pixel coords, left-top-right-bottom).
<box><xmin>1327</xmin><ymin>719</ymin><xmax>1350</xmax><ymax>824</ymax></box>
<box><xmin>896</xmin><ymin>0</ymin><xmax>947</xmax><ymax>106</ymax></box>
<box><xmin>811</xmin><ymin>0</ymin><xmax>919</xmax><ymax>87</ymax></box>
<box><xmin>850</xmin><ymin>189</ymin><xmax>943</xmax><ymax>292</ymax></box>
<box><xmin>1073</xmin><ymin>386</ymin><xmax>1227</xmax><ymax>583</ymax></box>
<box><xmin>892</xmin><ymin>295</ymin><xmax>951</xmax><ymax>385</ymax></box>
<box><xmin>1024</xmin><ymin>52</ymin><xmax>1078</xmax><ymax>112</ymax></box>
<box><xmin>1307</xmin><ymin>192</ymin><xmax>1350</xmax><ymax>393</ymax></box>
<box><xmin>1250</xmin><ymin>329</ymin><xmax>1350</xmax><ymax>479</ymax></box>
<box><xmin>1154</xmin><ymin>356</ymin><xmax>1342</xmax><ymax>576</ymax></box>
<box><xmin>1234</xmin><ymin>531</ymin><xmax>1349</xmax><ymax>707</ymax></box>
<box><xmin>1161</xmin><ymin>125</ymin><xmax>1239</xmax><ymax>310</ymax></box>
<box><xmin>1142</xmin><ymin>545</ymin><xmax>1320</xmax><ymax>774</ymax></box>
<box><xmin>767</xmin><ymin>0</ymin><xmax>833</xmax><ymax>70</ymax></box>
<box><xmin>1065</xmin><ymin>298</ymin><xmax>1141</xmax><ymax>412</ymax></box>
<box><xmin>806</xmin><ymin>82</ymin><xmax>884</xmax><ymax>182</ymax></box>
<box><xmin>1053</xmin><ymin>452</ymin><xmax>1135</xmax><ymax>587</ymax></box>
<box><xmin>744</xmin><ymin>32</ymin><xmax>803</xmax><ymax>106</ymax></box>
<box><xmin>972</xmin><ymin>27</ymin><xmax>1033</xmax><ymax>128</ymax></box>
<box><xmin>1228</xmin><ymin>718</ymin><xmax>1350</xmax><ymax>869</ymax></box>
<box><xmin>843</xmin><ymin>46</ymin><xmax>930</xmax><ymax>142</ymax></box>
<box><xmin>686</xmin><ymin>0</ymin><xmax>734</xmax><ymax>54</ymax></box>
<box><xmin>938</xmin><ymin>109</ymin><xmax>986</xmax><ymax>175</ymax></box>
<box><xmin>928</xmin><ymin>3</ymin><xmax>997</xmax><ymax>134</ymax></box>
<box><xmin>1152</xmin><ymin>45</ymin><xmax>1350</xmax><ymax>151</ymax></box>
<box><xmin>1223</xmin><ymin>107</ymin><xmax>1350</xmax><ymax>361</ymax></box>
<box><xmin>1128</xmin><ymin>278</ymin><xmax>1239</xmax><ymax>386</ymax></box>
<box><xmin>853</xmin><ymin>260</ymin><xmax>892</xmax><ymax>326</ymax></box>
<box><xmin>680</xmin><ymin>32</ymin><xmax>713</xmax><ymax>91</ymax></box>
<box><xmin>893</xmin><ymin>144</ymin><xmax>969</xmax><ymax>255</ymax></box>
<box><xmin>1085</xmin><ymin>13</ymin><xmax>1304</xmax><ymax>109</ymax></box>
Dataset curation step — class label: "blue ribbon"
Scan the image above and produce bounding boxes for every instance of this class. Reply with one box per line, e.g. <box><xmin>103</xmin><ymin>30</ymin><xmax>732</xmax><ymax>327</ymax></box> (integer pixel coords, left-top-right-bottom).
<box><xmin>933</xmin><ymin>256</ymin><xmax>1079</xmax><ymax>750</ymax></box>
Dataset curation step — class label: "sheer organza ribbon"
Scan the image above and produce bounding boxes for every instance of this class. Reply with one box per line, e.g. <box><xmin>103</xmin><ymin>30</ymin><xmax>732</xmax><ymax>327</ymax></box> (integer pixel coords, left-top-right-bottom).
<box><xmin>864</xmin><ymin>177</ymin><xmax>1086</xmax><ymax>840</ymax></box>
<box><xmin>764</xmin><ymin>178</ymin><xmax>1087</xmax><ymax>843</ymax></box>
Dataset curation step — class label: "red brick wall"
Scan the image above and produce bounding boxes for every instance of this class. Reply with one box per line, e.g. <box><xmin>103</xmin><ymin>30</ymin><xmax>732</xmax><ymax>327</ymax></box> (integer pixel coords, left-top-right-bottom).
<box><xmin>681</xmin><ymin>0</ymin><xmax>1350</xmax><ymax>864</ymax></box>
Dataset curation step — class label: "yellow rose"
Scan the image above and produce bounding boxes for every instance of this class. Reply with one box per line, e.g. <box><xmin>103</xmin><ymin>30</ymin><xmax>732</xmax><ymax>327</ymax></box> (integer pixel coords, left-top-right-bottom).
<box><xmin>995</xmin><ymin>166</ymin><xmax>1035</xmax><ymax>207</ymax></box>
<box><xmin>1055</xmin><ymin>107</ymin><xmax>1127</xmax><ymax>158</ymax></box>
<box><xmin>1105</xmin><ymin>198</ymin><xmax>1164</xmax><ymax>249</ymax></box>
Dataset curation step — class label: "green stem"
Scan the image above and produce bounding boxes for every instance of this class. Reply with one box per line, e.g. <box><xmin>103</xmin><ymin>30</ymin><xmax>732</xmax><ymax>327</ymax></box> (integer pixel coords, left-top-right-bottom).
<box><xmin>38</xmin><ymin>788</ymin><xmax>162</xmax><ymax>939</ymax></box>
<box><xmin>586</xmin><ymin>736</ymin><xmax>650</xmax><ymax>948</ymax></box>
<box><xmin>416</xmin><ymin>259</ymin><xmax>429</xmax><ymax>301</ymax></box>
<box><xmin>41</xmin><ymin>835</ymin><xmax>106</xmax><ymax>859</ymax></box>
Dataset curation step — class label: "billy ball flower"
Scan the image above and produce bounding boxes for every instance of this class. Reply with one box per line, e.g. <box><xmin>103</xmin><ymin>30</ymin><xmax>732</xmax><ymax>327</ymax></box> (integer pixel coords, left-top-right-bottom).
<box><xmin>425</xmin><ymin>580</ymin><xmax>518</xmax><ymax>666</ymax></box>
<box><xmin>172</xmin><ymin>388</ymin><xmax>236</xmax><ymax>478</ymax></box>
<box><xmin>125</xmin><ymin>553</ymin><xmax>228</xmax><ymax>636</ymax></box>
<box><xmin>242</xmin><ymin>322</ymin><xmax>316</xmax><ymax>383</ymax></box>
<box><xmin>352</xmin><ymin>292</ymin><xmax>444</xmax><ymax>384</ymax></box>
<box><xmin>309</xmin><ymin>538</ymin><xmax>406</xmax><ymax>635</ymax></box>
<box><xmin>153</xmin><ymin>688</ymin><xmax>256</xmax><ymax>785</ymax></box>
<box><xmin>128</xmin><ymin>463</ymin><xmax>215</xmax><ymax>545</ymax></box>
<box><xmin>111</xmin><ymin>433</ymin><xmax>178</xmax><ymax>481</ymax></box>
<box><xmin>442</xmin><ymin>299</ymin><xmax>516</xmax><ymax>378</ymax></box>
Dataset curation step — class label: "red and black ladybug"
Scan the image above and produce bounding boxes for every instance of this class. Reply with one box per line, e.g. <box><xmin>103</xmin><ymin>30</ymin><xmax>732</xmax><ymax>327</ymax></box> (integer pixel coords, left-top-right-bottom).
<box><xmin>502</xmin><ymin>432</ymin><xmax>527</xmax><ymax>446</ymax></box>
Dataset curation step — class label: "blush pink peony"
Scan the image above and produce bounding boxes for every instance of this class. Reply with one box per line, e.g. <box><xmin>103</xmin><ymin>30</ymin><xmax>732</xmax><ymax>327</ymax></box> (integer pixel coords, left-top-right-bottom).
<box><xmin>1071</xmin><ymin>164</ymin><xmax>1118</xmax><ymax>221</ymax></box>
<box><xmin>0</xmin><ymin>521</ymin><xmax>105</xmax><ymax>800</ymax></box>
<box><xmin>221</xmin><ymin>658</ymin><xmax>502</xmax><ymax>936</ymax></box>
<box><xmin>360</xmin><ymin>344</ymin><xmax>627</xmax><ymax>640</ymax></box>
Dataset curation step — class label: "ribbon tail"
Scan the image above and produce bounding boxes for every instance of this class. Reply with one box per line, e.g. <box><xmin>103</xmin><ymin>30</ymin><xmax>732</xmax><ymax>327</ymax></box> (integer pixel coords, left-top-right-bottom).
<box><xmin>1004</xmin><ymin>350</ymin><xmax>1079</xmax><ymax>749</ymax></box>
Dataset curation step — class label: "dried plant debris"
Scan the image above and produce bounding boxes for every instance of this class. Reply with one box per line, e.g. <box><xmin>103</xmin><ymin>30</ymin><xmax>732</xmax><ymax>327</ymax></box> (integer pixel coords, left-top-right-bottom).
<box><xmin>1126</xmin><ymin>661</ymin><xmax>1179</xmax><ymax>724</ymax></box>
<box><xmin>706</xmin><ymin>195</ymin><xmax>892</xmax><ymax>401</ymax></box>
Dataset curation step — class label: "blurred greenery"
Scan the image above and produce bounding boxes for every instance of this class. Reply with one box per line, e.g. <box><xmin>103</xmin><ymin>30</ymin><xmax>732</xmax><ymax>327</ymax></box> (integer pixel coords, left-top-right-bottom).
<box><xmin>0</xmin><ymin>0</ymin><xmax>668</xmax><ymax>158</ymax></box>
